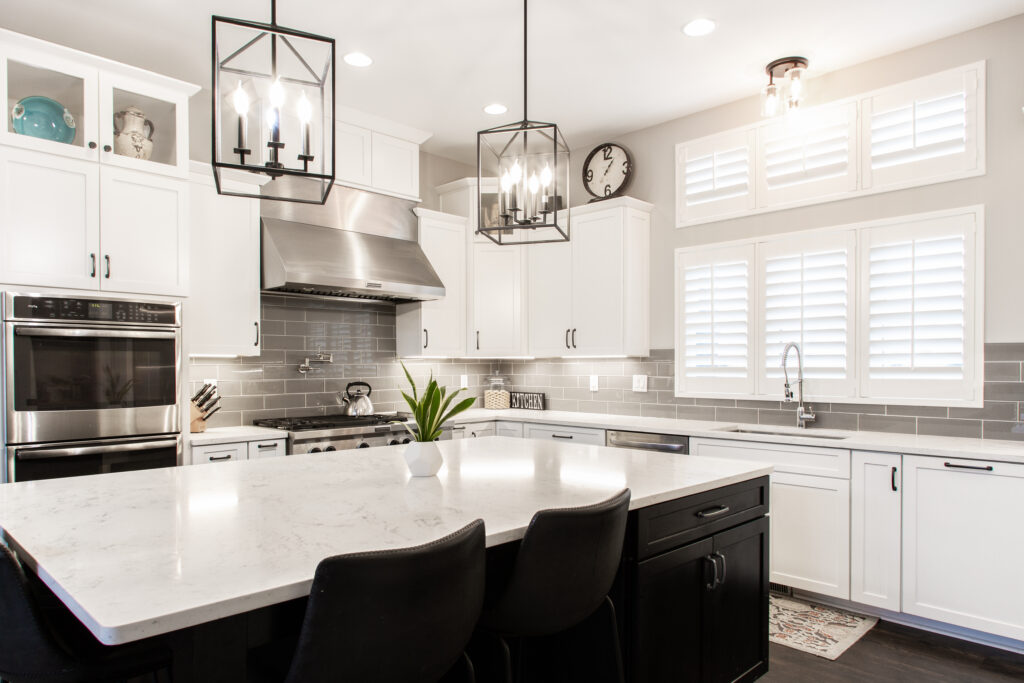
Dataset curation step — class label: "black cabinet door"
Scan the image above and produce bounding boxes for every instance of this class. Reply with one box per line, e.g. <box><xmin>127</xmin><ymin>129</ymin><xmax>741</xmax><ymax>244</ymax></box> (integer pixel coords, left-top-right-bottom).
<box><xmin>708</xmin><ymin>516</ymin><xmax>770</xmax><ymax>683</ymax></box>
<box><xmin>631</xmin><ymin>536</ymin><xmax>714</xmax><ymax>682</ymax></box>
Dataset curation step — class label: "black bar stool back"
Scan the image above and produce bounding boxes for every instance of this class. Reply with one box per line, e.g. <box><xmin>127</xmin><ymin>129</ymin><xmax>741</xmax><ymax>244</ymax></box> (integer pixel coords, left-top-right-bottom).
<box><xmin>284</xmin><ymin>519</ymin><xmax>486</xmax><ymax>683</ymax></box>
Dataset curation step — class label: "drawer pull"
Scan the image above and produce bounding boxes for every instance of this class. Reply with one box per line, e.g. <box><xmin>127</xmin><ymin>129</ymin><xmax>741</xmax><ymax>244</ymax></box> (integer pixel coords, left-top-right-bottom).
<box><xmin>696</xmin><ymin>505</ymin><xmax>731</xmax><ymax>519</ymax></box>
<box><xmin>256</xmin><ymin>443</ymin><xmax>277</xmax><ymax>450</ymax></box>
<box><xmin>551</xmin><ymin>434</ymin><xmax>574</xmax><ymax>440</ymax></box>
<box><xmin>209</xmin><ymin>455</ymin><xmax>233</xmax><ymax>461</ymax></box>
<box><xmin>943</xmin><ymin>461</ymin><xmax>993</xmax><ymax>472</ymax></box>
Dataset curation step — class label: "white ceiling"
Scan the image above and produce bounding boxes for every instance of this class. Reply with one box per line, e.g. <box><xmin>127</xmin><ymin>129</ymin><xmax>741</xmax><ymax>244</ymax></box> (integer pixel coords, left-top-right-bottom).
<box><xmin>2</xmin><ymin>0</ymin><xmax>1023</xmax><ymax>163</ymax></box>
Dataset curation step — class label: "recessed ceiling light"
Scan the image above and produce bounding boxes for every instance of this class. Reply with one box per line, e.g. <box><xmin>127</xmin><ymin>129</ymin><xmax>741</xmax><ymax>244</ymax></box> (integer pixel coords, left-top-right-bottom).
<box><xmin>483</xmin><ymin>103</ymin><xmax>508</xmax><ymax>115</ymax></box>
<box><xmin>343</xmin><ymin>52</ymin><xmax>373</xmax><ymax>67</ymax></box>
<box><xmin>682</xmin><ymin>18</ymin><xmax>716</xmax><ymax>37</ymax></box>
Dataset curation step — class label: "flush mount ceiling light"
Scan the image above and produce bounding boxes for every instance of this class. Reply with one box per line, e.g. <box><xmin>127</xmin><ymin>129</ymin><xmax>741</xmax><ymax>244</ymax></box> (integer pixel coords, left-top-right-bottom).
<box><xmin>343</xmin><ymin>52</ymin><xmax>373</xmax><ymax>67</ymax></box>
<box><xmin>682</xmin><ymin>18</ymin><xmax>716</xmax><ymax>37</ymax></box>
<box><xmin>761</xmin><ymin>56</ymin><xmax>808</xmax><ymax>117</ymax></box>
<box><xmin>483</xmin><ymin>103</ymin><xmax>508</xmax><ymax>115</ymax></box>
<box><xmin>476</xmin><ymin>0</ymin><xmax>571</xmax><ymax>246</ymax></box>
<box><xmin>212</xmin><ymin>0</ymin><xmax>335</xmax><ymax>204</ymax></box>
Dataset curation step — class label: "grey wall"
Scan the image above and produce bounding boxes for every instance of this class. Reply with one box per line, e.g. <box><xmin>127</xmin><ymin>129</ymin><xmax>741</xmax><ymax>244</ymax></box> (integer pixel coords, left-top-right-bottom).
<box><xmin>569</xmin><ymin>13</ymin><xmax>1024</xmax><ymax>349</ymax></box>
<box><xmin>418</xmin><ymin>151</ymin><xmax>476</xmax><ymax>210</ymax></box>
<box><xmin>190</xmin><ymin>296</ymin><xmax>1024</xmax><ymax>441</ymax></box>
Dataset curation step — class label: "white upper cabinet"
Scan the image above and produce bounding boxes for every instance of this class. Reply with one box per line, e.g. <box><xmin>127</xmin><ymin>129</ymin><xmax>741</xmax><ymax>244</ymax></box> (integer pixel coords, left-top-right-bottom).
<box><xmin>0</xmin><ymin>28</ymin><xmax>197</xmax><ymax>297</ymax></box>
<box><xmin>470</xmin><ymin>242</ymin><xmax>527</xmax><ymax>356</ymax></box>
<box><xmin>186</xmin><ymin>165</ymin><xmax>262</xmax><ymax>357</ymax></box>
<box><xmin>527</xmin><ymin>239</ymin><xmax>573</xmax><ymax>357</ymax></box>
<box><xmin>0</xmin><ymin>146</ymin><xmax>100</xmax><ymax>290</ymax></box>
<box><xmin>370</xmin><ymin>132</ymin><xmax>419</xmax><ymax>199</ymax></box>
<box><xmin>334</xmin><ymin>121</ymin><xmax>372</xmax><ymax>187</ymax></box>
<box><xmin>396</xmin><ymin>209</ymin><xmax>466</xmax><ymax>358</ymax></box>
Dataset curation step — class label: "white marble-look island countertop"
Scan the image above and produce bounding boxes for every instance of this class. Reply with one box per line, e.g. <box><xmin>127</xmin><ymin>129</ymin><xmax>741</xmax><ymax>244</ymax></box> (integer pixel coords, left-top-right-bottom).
<box><xmin>0</xmin><ymin>437</ymin><xmax>770</xmax><ymax>646</ymax></box>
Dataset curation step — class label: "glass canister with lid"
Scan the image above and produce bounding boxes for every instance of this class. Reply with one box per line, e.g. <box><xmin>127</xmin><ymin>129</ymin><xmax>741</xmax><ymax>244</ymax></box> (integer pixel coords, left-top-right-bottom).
<box><xmin>484</xmin><ymin>372</ymin><xmax>513</xmax><ymax>410</ymax></box>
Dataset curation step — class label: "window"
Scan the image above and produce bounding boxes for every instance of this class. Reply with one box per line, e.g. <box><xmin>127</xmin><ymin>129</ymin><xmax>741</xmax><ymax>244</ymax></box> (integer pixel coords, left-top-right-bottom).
<box><xmin>858</xmin><ymin>210</ymin><xmax>981</xmax><ymax>403</ymax></box>
<box><xmin>676</xmin><ymin>129</ymin><xmax>756</xmax><ymax>226</ymax></box>
<box><xmin>675</xmin><ymin>244</ymin><xmax>755</xmax><ymax>396</ymax></box>
<box><xmin>861</xmin><ymin>63</ymin><xmax>983</xmax><ymax>191</ymax></box>
<box><xmin>757</xmin><ymin>102</ymin><xmax>858</xmax><ymax>208</ymax></box>
<box><xmin>674</xmin><ymin>206</ymin><xmax>983</xmax><ymax>406</ymax></box>
<box><xmin>758</xmin><ymin>232</ymin><xmax>856</xmax><ymax>399</ymax></box>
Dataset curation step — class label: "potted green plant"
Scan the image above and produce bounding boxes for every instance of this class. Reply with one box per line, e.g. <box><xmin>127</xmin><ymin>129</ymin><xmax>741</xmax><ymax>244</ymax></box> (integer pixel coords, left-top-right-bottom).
<box><xmin>399</xmin><ymin>363</ymin><xmax>476</xmax><ymax>476</ymax></box>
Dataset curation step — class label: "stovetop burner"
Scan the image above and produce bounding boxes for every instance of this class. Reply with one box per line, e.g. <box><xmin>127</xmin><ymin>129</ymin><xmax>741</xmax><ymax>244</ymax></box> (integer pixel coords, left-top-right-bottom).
<box><xmin>253</xmin><ymin>414</ymin><xmax>408</xmax><ymax>432</ymax></box>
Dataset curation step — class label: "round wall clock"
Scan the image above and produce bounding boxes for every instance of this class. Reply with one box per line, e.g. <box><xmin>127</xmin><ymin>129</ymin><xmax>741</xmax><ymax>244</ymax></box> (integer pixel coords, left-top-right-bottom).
<box><xmin>582</xmin><ymin>142</ymin><xmax>632</xmax><ymax>200</ymax></box>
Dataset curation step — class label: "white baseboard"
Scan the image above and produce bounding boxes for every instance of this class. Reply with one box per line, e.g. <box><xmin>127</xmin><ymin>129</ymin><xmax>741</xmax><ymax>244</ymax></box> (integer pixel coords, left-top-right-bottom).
<box><xmin>790</xmin><ymin>589</ymin><xmax>1024</xmax><ymax>656</ymax></box>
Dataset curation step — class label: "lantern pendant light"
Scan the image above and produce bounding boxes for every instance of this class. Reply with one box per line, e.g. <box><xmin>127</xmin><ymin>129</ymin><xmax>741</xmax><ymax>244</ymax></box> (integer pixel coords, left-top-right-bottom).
<box><xmin>761</xmin><ymin>56</ymin><xmax>809</xmax><ymax>117</ymax></box>
<box><xmin>212</xmin><ymin>0</ymin><xmax>335</xmax><ymax>204</ymax></box>
<box><xmin>477</xmin><ymin>0</ymin><xmax>571</xmax><ymax>245</ymax></box>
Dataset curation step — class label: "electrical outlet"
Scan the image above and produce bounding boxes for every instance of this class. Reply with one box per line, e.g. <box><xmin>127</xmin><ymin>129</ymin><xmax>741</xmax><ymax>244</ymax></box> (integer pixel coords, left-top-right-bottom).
<box><xmin>632</xmin><ymin>374</ymin><xmax>648</xmax><ymax>393</ymax></box>
<box><xmin>590</xmin><ymin>375</ymin><xmax>599</xmax><ymax>392</ymax></box>
<box><xmin>460</xmin><ymin>374</ymin><xmax>469</xmax><ymax>389</ymax></box>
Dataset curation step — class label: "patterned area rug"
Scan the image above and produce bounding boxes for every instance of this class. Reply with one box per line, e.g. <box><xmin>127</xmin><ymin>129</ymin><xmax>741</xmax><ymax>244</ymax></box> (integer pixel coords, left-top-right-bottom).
<box><xmin>769</xmin><ymin>595</ymin><xmax>878</xmax><ymax>660</ymax></box>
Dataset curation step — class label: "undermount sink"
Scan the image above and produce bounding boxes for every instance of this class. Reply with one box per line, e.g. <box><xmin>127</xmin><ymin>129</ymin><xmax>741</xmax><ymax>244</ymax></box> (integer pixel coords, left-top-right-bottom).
<box><xmin>715</xmin><ymin>427</ymin><xmax>849</xmax><ymax>440</ymax></box>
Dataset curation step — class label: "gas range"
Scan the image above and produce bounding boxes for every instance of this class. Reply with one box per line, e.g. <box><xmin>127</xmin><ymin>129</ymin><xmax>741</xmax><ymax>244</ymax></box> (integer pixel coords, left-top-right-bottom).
<box><xmin>251</xmin><ymin>413</ymin><xmax>451</xmax><ymax>454</ymax></box>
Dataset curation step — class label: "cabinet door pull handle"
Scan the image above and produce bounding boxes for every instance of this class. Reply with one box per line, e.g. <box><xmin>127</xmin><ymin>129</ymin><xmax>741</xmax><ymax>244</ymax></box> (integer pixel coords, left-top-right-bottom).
<box><xmin>565</xmin><ymin>328</ymin><xmax>570</xmax><ymax>349</ymax></box>
<box><xmin>423</xmin><ymin>328</ymin><xmax>428</xmax><ymax>349</ymax></box>
<box><xmin>104</xmin><ymin>255</ymin><xmax>110</xmax><ymax>279</ymax></box>
<box><xmin>696</xmin><ymin>504</ymin><xmax>731</xmax><ymax>519</ymax></box>
<box><xmin>89</xmin><ymin>253</ymin><xmax>96</xmax><ymax>278</ymax></box>
<box><xmin>704</xmin><ymin>555</ymin><xmax>719</xmax><ymax>591</ymax></box>
<box><xmin>571</xmin><ymin>328</ymin><xmax>577</xmax><ymax>348</ymax></box>
<box><xmin>254</xmin><ymin>321</ymin><xmax>260</xmax><ymax>346</ymax></box>
<box><xmin>88</xmin><ymin>141</ymin><xmax>97</xmax><ymax>149</ymax></box>
<box><xmin>891</xmin><ymin>466</ymin><xmax>898</xmax><ymax>491</ymax></box>
<box><xmin>476</xmin><ymin>330</ymin><xmax>480</xmax><ymax>350</ymax></box>
<box><xmin>714</xmin><ymin>552</ymin><xmax>727</xmax><ymax>586</ymax></box>
<box><xmin>551</xmin><ymin>434</ymin><xmax>574</xmax><ymax>440</ymax></box>
<box><xmin>102</xmin><ymin>144</ymin><xmax>112</xmax><ymax>153</ymax></box>
<box><xmin>943</xmin><ymin>461</ymin><xmax>993</xmax><ymax>472</ymax></box>
<box><xmin>209</xmin><ymin>454</ymin><xmax>233</xmax><ymax>461</ymax></box>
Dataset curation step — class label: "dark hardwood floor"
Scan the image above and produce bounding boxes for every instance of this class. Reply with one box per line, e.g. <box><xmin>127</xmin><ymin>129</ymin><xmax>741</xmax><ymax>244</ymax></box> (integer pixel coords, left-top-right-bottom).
<box><xmin>761</xmin><ymin>620</ymin><xmax>1024</xmax><ymax>682</ymax></box>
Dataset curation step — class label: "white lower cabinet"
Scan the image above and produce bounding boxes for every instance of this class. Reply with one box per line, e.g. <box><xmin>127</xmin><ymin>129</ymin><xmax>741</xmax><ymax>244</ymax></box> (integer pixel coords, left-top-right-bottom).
<box><xmin>902</xmin><ymin>454</ymin><xmax>1024</xmax><ymax>641</ymax></box>
<box><xmin>495</xmin><ymin>421</ymin><xmax>524</xmax><ymax>438</ymax></box>
<box><xmin>248</xmin><ymin>439</ymin><xmax>286</xmax><ymax>459</ymax></box>
<box><xmin>523</xmin><ymin>423</ymin><xmax>605</xmax><ymax>446</ymax></box>
<box><xmin>850</xmin><ymin>451</ymin><xmax>901</xmax><ymax>611</ymax></box>
<box><xmin>452</xmin><ymin>421</ymin><xmax>496</xmax><ymax>439</ymax></box>
<box><xmin>689</xmin><ymin>437</ymin><xmax>851</xmax><ymax>599</ymax></box>
<box><xmin>192</xmin><ymin>443</ymin><xmax>247</xmax><ymax>465</ymax></box>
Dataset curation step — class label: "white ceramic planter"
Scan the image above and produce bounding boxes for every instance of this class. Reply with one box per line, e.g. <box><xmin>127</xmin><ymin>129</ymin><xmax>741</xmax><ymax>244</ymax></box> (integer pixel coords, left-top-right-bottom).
<box><xmin>403</xmin><ymin>441</ymin><xmax>443</xmax><ymax>477</ymax></box>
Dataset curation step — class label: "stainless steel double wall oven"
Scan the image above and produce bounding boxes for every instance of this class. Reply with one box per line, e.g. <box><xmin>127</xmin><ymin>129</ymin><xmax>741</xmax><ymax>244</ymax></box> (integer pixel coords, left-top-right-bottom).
<box><xmin>2</xmin><ymin>292</ymin><xmax>181</xmax><ymax>482</ymax></box>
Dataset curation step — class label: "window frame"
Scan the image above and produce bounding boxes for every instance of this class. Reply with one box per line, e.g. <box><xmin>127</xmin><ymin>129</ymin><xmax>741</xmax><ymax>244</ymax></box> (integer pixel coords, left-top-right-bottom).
<box><xmin>675</xmin><ymin>128</ymin><xmax>757</xmax><ymax>226</ymax></box>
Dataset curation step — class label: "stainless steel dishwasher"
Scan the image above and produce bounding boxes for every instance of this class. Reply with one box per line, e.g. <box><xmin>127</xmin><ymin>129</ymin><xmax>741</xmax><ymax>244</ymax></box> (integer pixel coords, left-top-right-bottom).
<box><xmin>605</xmin><ymin>430</ymin><xmax>689</xmax><ymax>454</ymax></box>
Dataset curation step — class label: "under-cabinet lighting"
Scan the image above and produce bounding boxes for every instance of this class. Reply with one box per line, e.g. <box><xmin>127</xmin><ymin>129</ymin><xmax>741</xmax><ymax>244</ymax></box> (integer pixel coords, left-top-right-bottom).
<box><xmin>560</xmin><ymin>355</ymin><xmax>628</xmax><ymax>359</ymax></box>
<box><xmin>189</xmin><ymin>354</ymin><xmax>240</xmax><ymax>359</ymax></box>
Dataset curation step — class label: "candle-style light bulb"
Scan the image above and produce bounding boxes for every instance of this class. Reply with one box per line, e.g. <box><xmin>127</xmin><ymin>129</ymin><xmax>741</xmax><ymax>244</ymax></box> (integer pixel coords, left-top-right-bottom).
<box><xmin>500</xmin><ymin>169</ymin><xmax>512</xmax><ymax>192</ymax></box>
<box><xmin>528</xmin><ymin>172</ymin><xmax>539</xmax><ymax>194</ymax></box>
<box><xmin>269</xmin><ymin>78</ymin><xmax>286</xmax><ymax>109</ymax></box>
<box><xmin>232</xmin><ymin>82</ymin><xmax>249</xmax><ymax>116</ymax></box>
<box><xmin>540</xmin><ymin>163</ymin><xmax>552</xmax><ymax>188</ymax></box>
<box><xmin>265</xmin><ymin>107</ymin><xmax>279</xmax><ymax>130</ymax></box>
<box><xmin>296</xmin><ymin>92</ymin><xmax>312</xmax><ymax>124</ymax></box>
<box><xmin>510</xmin><ymin>158</ymin><xmax>522</xmax><ymax>183</ymax></box>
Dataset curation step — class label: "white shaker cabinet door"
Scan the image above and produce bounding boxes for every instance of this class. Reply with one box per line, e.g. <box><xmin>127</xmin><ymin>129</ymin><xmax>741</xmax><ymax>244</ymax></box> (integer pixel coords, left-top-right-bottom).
<box><xmin>418</xmin><ymin>214</ymin><xmax>465</xmax><ymax>357</ymax></box>
<box><xmin>770</xmin><ymin>471</ymin><xmax>850</xmax><ymax>599</ymax></box>
<box><xmin>370</xmin><ymin>132</ymin><xmax>419</xmax><ymax>198</ymax></box>
<box><xmin>99</xmin><ymin>167</ymin><xmax>187</xmax><ymax>296</ymax></box>
<box><xmin>850</xmin><ymin>451</ymin><xmax>901</xmax><ymax>611</ymax></box>
<box><xmin>334</xmin><ymin>121</ymin><xmax>372</xmax><ymax>187</ymax></box>
<box><xmin>527</xmin><ymin>239</ymin><xmax>573</xmax><ymax>358</ymax></box>
<box><xmin>0</xmin><ymin>146</ymin><xmax>100</xmax><ymax>290</ymax></box>
<box><xmin>570</xmin><ymin>210</ymin><xmax>624</xmax><ymax>356</ymax></box>
<box><xmin>902</xmin><ymin>455</ymin><xmax>1024</xmax><ymax>640</ymax></box>
<box><xmin>470</xmin><ymin>243</ymin><xmax>525</xmax><ymax>356</ymax></box>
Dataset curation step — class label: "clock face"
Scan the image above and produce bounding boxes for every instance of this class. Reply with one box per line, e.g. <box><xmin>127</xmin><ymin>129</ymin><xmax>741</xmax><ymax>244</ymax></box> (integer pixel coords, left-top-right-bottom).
<box><xmin>583</xmin><ymin>143</ymin><xmax>632</xmax><ymax>199</ymax></box>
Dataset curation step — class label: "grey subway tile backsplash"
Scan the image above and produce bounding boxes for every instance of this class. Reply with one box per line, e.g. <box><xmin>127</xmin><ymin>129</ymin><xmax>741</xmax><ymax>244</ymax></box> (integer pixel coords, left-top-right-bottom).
<box><xmin>189</xmin><ymin>297</ymin><xmax>1024</xmax><ymax>441</ymax></box>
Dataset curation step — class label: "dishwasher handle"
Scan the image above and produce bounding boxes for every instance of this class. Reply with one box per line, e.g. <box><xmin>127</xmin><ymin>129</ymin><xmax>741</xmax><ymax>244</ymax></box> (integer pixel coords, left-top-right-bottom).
<box><xmin>606</xmin><ymin>430</ymin><xmax>689</xmax><ymax>454</ymax></box>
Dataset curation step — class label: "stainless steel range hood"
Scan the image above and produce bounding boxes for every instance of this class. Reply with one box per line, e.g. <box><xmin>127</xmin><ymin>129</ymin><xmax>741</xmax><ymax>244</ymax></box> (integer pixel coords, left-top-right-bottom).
<box><xmin>260</xmin><ymin>186</ymin><xmax>445</xmax><ymax>302</ymax></box>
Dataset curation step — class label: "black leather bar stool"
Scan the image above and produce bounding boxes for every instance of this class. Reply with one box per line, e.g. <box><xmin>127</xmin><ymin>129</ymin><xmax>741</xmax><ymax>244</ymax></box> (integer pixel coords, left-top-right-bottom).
<box><xmin>0</xmin><ymin>543</ymin><xmax>171</xmax><ymax>683</ymax></box>
<box><xmin>282</xmin><ymin>519</ymin><xmax>486</xmax><ymax>683</ymax></box>
<box><xmin>473</xmin><ymin>489</ymin><xmax>631</xmax><ymax>683</ymax></box>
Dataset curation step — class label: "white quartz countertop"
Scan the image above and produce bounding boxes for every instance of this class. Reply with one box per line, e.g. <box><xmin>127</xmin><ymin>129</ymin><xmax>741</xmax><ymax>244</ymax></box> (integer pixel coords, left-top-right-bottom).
<box><xmin>454</xmin><ymin>408</ymin><xmax>1024</xmax><ymax>465</ymax></box>
<box><xmin>0</xmin><ymin>438</ymin><xmax>769</xmax><ymax>645</ymax></box>
<box><xmin>188</xmin><ymin>426</ymin><xmax>286</xmax><ymax>446</ymax></box>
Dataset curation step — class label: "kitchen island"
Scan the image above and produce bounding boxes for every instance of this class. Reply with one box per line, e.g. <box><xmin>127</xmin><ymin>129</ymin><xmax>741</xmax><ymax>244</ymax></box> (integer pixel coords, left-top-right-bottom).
<box><xmin>0</xmin><ymin>437</ymin><xmax>771</xmax><ymax>682</ymax></box>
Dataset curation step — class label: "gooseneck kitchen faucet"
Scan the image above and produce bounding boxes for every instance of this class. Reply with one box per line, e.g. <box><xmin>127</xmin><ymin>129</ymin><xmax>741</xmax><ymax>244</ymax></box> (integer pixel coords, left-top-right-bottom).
<box><xmin>781</xmin><ymin>342</ymin><xmax>816</xmax><ymax>428</ymax></box>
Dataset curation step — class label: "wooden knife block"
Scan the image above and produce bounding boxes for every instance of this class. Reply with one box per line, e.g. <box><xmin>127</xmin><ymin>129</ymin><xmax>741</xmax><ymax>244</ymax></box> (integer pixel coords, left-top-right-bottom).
<box><xmin>190</xmin><ymin>403</ymin><xmax>207</xmax><ymax>433</ymax></box>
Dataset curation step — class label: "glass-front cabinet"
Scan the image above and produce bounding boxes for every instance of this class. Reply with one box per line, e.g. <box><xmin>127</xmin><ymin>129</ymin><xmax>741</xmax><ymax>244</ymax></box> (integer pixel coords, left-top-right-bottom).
<box><xmin>1</xmin><ymin>35</ymin><xmax>195</xmax><ymax>178</ymax></box>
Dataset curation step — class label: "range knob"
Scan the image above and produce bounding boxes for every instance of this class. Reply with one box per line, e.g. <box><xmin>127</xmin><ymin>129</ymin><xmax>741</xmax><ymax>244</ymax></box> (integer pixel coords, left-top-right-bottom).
<box><xmin>309</xmin><ymin>447</ymin><xmax>322</xmax><ymax>453</ymax></box>
<box><xmin>325</xmin><ymin>446</ymin><xmax>336</xmax><ymax>452</ymax></box>
<box><xmin>388</xmin><ymin>439</ymin><xmax>399</xmax><ymax>446</ymax></box>
<box><xmin>402</xmin><ymin>438</ymin><xmax>412</xmax><ymax>444</ymax></box>
<box><xmin>357</xmin><ymin>442</ymin><xmax>370</xmax><ymax>449</ymax></box>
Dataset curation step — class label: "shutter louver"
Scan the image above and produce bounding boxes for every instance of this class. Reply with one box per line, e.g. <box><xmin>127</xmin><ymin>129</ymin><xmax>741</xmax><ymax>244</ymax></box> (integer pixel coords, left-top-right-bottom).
<box><xmin>764</xmin><ymin>122</ymin><xmax>851</xmax><ymax>190</ymax></box>
<box><xmin>684</xmin><ymin>260</ymin><xmax>749</xmax><ymax>377</ymax></box>
<box><xmin>763</xmin><ymin>248</ymin><xmax>849</xmax><ymax>381</ymax></box>
<box><xmin>685</xmin><ymin>146</ymin><xmax>750</xmax><ymax>206</ymax></box>
<box><xmin>871</xmin><ymin>92</ymin><xmax>966</xmax><ymax>170</ymax></box>
<box><xmin>868</xmin><ymin>234</ymin><xmax>965</xmax><ymax>380</ymax></box>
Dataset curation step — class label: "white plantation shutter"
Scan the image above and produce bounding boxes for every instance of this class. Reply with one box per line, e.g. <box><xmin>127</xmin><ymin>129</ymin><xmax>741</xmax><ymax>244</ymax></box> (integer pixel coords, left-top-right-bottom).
<box><xmin>758</xmin><ymin>232</ymin><xmax>856</xmax><ymax>399</ymax></box>
<box><xmin>860</xmin><ymin>210</ymin><xmax>980</xmax><ymax>402</ymax></box>
<box><xmin>676</xmin><ymin>129</ymin><xmax>756</xmax><ymax>226</ymax></box>
<box><xmin>675</xmin><ymin>245</ymin><xmax>755</xmax><ymax>395</ymax></box>
<box><xmin>757</xmin><ymin>102</ymin><xmax>858</xmax><ymax>208</ymax></box>
<box><xmin>862</xmin><ymin>63</ymin><xmax>983</xmax><ymax>190</ymax></box>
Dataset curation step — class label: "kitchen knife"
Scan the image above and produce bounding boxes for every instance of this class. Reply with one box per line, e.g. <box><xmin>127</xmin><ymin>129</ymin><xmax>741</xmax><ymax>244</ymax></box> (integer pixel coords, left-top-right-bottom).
<box><xmin>191</xmin><ymin>383</ymin><xmax>210</xmax><ymax>402</ymax></box>
<box><xmin>195</xmin><ymin>385</ymin><xmax>217</xmax><ymax>407</ymax></box>
<box><xmin>201</xmin><ymin>405</ymin><xmax>221</xmax><ymax>420</ymax></box>
<box><xmin>201</xmin><ymin>397</ymin><xmax>221</xmax><ymax>416</ymax></box>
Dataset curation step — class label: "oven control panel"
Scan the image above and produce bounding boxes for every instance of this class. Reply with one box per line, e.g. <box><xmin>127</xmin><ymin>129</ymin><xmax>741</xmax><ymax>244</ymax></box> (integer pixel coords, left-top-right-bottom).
<box><xmin>11</xmin><ymin>295</ymin><xmax>179</xmax><ymax>325</ymax></box>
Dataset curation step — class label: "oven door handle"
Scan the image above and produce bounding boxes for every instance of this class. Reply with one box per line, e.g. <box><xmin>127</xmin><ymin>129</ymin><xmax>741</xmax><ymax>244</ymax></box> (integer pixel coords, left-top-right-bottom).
<box><xmin>14</xmin><ymin>327</ymin><xmax>177</xmax><ymax>340</ymax></box>
<box><xmin>16</xmin><ymin>438</ymin><xmax>179</xmax><ymax>460</ymax></box>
